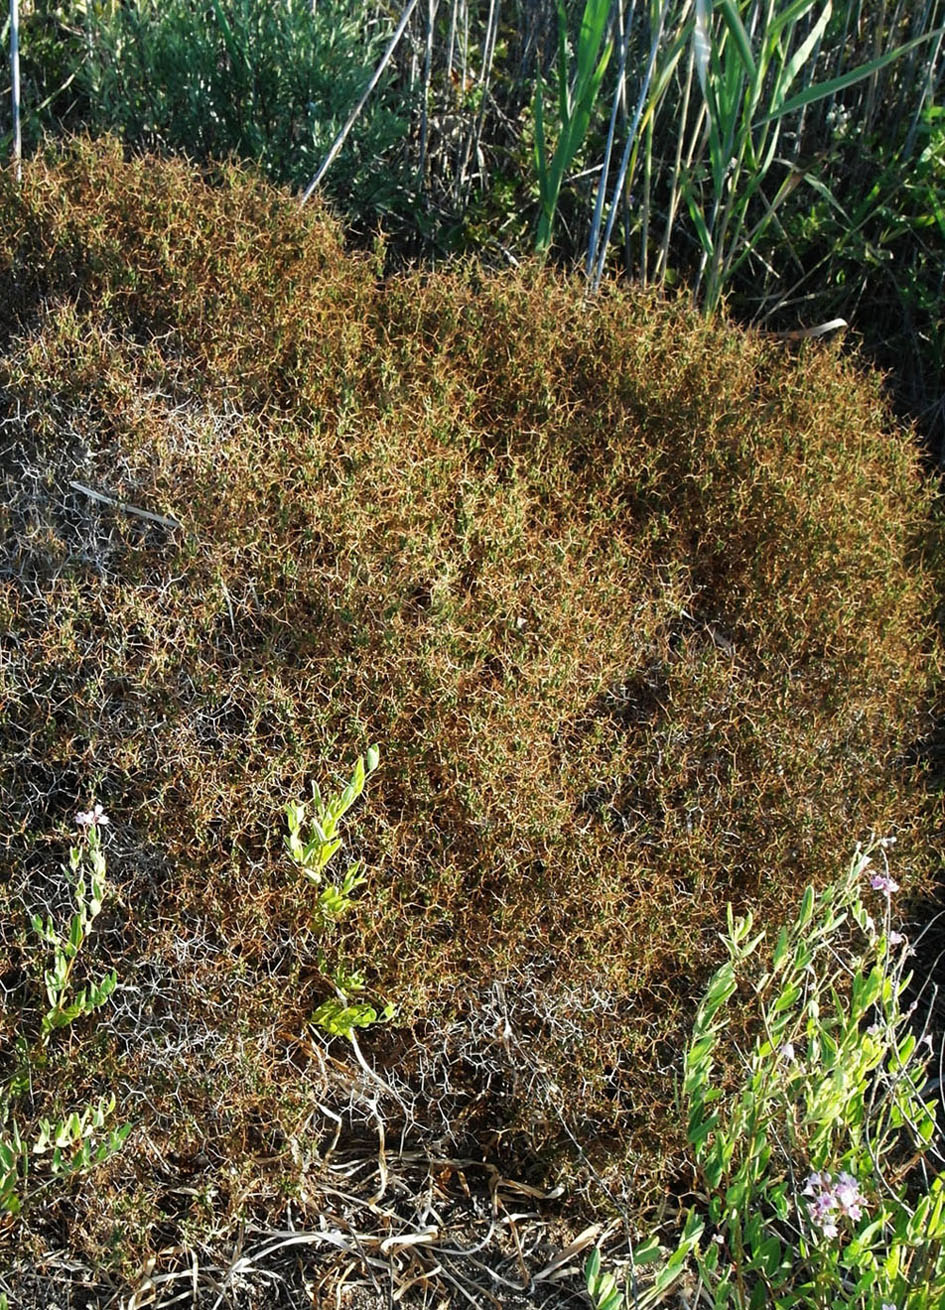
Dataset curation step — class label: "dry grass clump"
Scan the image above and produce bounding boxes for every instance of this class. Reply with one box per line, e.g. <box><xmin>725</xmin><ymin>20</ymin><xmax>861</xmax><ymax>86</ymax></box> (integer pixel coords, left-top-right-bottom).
<box><xmin>0</xmin><ymin>138</ymin><xmax>940</xmax><ymax>1275</ymax></box>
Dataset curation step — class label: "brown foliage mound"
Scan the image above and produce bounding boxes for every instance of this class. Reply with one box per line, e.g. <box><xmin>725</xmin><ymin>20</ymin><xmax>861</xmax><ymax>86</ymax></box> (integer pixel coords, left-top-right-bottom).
<box><xmin>0</xmin><ymin>139</ymin><xmax>939</xmax><ymax>1263</ymax></box>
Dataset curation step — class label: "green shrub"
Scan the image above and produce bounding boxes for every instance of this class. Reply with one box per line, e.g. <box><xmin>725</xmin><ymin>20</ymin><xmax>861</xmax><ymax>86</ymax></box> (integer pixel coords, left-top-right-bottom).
<box><xmin>56</xmin><ymin>0</ymin><xmax>410</xmax><ymax>223</ymax></box>
<box><xmin>0</xmin><ymin>138</ymin><xmax>939</xmax><ymax>1266</ymax></box>
<box><xmin>764</xmin><ymin>101</ymin><xmax>945</xmax><ymax>455</ymax></box>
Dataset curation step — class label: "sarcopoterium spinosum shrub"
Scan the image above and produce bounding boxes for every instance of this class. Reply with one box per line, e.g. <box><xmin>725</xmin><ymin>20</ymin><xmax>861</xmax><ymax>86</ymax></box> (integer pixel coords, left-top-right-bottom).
<box><xmin>0</xmin><ymin>140</ymin><xmax>939</xmax><ymax>1248</ymax></box>
<box><xmin>587</xmin><ymin>840</ymin><xmax>944</xmax><ymax>1310</ymax></box>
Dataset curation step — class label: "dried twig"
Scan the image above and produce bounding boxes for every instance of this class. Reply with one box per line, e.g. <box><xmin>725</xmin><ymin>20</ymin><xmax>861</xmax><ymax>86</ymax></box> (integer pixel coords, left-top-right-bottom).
<box><xmin>68</xmin><ymin>480</ymin><xmax>183</xmax><ymax>531</ymax></box>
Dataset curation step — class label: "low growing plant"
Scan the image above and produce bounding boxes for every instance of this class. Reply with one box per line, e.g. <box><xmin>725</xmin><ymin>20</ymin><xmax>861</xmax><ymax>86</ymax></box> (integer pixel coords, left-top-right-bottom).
<box><xmin>588</xmin><ymin>838</ymin><xmax>944</xmax><ymax>1308</ymax></box>
<box><xmin>286</xmin><ymin>746</ymin><xmax>394</xmax><ymax>1044</ymax></box>
<box><xmin>1</xmin><ymin>806</ymin><xmax>130</xmax><ymax>1217</ymax></box>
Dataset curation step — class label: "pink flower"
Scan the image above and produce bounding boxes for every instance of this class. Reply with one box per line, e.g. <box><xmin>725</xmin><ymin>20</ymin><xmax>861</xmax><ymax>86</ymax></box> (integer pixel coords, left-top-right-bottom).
<box><xmin>888</xmin><ymin>931</ymin><xmax>904</xmax><ymax>947</ymax></box>
<box><xmin>834</xmin><ymin>1173</ymin><xmax>866</xmax><ymax>1221</ymax></box>
<box><xmin>76</xmin><ymin>802</ymin><xmax>109</xmax><ymax>829</ymax></box>
<box><xmin>803</xmin><ymin>1171</ymin><xmax>868</xmax><ymax>1238</ymax></box>
<box><xmin>870</xmin><ymin>873</ymin><xmax>899</xmax><ymax>895</ymax></box>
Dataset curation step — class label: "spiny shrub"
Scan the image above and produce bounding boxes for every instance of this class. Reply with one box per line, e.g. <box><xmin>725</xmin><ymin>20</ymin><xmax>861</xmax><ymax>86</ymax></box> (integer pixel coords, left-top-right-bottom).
<box><xmin>0</xmin><ymin>138</ymin><xmax>939</xmax><ymax>1263</ymax></box>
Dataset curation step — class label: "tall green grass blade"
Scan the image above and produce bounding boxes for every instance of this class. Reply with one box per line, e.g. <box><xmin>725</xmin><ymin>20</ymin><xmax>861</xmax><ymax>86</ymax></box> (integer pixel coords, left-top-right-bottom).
<box><xmin>556</xmin><ymin>0</ymin><xmax>571</xmax><ymax>129</ymax></box>
<box><xmin>759</xmin><ymin>24</ymin><xmax>945</xmax><ymax>122</ymax></box>
<box><xmin>768</xmin><ymin>0</ymin><xmax>822</xmax><ymax>40</ymax></box>
<box><xmin>208</xmin><ymin>0</ymin><xmax>250</xmax><ymax>76</ymax></box>
<box><xmin>576</xmin><ymin>0</ymin><xmax>613</xmax><ymax>87</ymax></box>
<box><xmin>534</xmin><ymin>66</ymin><xmax>550</xmax><ymax>208</ymax></box>
<box><xmin>535</xmin><ymin>0</ymin><xmax>613</xmax><ymax>255</ymax></box>
<box><xmin>649</xmin><ymin>20</ymin><xmax>697</xmax><ymax>108</ymax></box>
<box><xmin>694</xmin><ymin>0</ymin><xmax>712</xmax><ymax>95</ymax></box>
<box><xmin>718</xmin><ymin>0</ymin><xmax>756</xmax><ymax>80</ymax></box>
<box><xmin>770</xmin><ymin>1</ymin><xmax>833</xmax><ymax>116</ymax></box>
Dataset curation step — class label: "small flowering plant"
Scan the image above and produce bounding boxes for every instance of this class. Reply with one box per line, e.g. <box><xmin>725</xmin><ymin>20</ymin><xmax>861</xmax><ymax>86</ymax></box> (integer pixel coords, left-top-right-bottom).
<box><xmin>587</xmin><ymin>840</ymin><xmax>944</xmax><ymax>1309</ymax></box>
<box><xmin>32</xmin><ymin>805</ymin><xmax>118</xmax><ymax>1041</ymax></box>
<box><xmin>0</xmin><ymin>805</ymin><xmax>130</xmax><ymax>1217</ymax></box>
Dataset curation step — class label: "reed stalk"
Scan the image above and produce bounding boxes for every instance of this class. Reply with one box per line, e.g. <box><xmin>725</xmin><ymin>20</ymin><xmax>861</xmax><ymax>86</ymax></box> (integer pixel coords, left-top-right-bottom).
<box><xmin>9</xmin><ymin>0</ymin><xmax>20</xmax><ymax>180</ymax></box>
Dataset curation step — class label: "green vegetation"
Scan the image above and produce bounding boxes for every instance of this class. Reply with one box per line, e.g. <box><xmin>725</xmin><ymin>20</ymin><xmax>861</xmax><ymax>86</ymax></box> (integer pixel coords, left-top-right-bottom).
<box><xmin>587</xmin><ymin>842</ymin><xmax>945</xmax><ymax>1309</ymax></box>
<box><xmin>3</xmin><ymin>1</ymin><xmax>943</xmax><ymax>446</ymax></box>
<box><xmin>534</xmin><ymin>0</ymin><xmax>613</xmax><ymax>254</ymax></box>
<box><xmin>1</xmin><ymin>811</ymin><xmax>129</xmax><ymax>1220</ymax></box>
<box><xmin>2</xmin><ymin>0</ymin><xmax>411</xmax><ymax>217</ymax></box>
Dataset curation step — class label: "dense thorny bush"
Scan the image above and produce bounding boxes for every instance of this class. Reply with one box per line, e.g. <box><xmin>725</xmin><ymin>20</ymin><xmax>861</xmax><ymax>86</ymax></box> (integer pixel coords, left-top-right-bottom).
<box><xmin>0</xmin><ymin>139</ymin><xmax>940</xmax><ymax>1270</ymax></box>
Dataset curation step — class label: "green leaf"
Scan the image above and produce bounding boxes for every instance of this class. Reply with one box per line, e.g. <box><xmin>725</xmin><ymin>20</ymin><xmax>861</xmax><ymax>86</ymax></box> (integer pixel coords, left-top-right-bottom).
<box><xmin>797</xmin><ymin>884</ymin><xmax>815</xmax><ymax>930</ymax></box>
<box><xmin>693</xmin><ymin>0</ymin><xmax>712</xmax><ymax>97</ymax></box>
<box><xmin>690</xmin><ymin>1027</ymin><xmax>719</xmax><ymax>1059</ymax></box>
<box><xmin>633</xmin><ymin>1234</ymin><xmax>662</xmax><ymax>1265</ymax></box>
<box><xmin>534</xmin><ymin>72</ymin><xmax>551</xmax><ymax>222</ymax></box>
<box><xmin>773</xmin><ymin>982</ymin><xmax>800</xmax><ymax>1013</ymax></box>
<box><xmin>769</xmin><ymin>1</ymin><xmax>833</xmax><ymax>117</ymax></box>
<box><xmin>89</xmin><ymin>971</ymin><xmax>118</xmax><ymax>1008</ymax></box>
<box><xmin>311</xmin><ymin>997</ymin><xmax>380</xmax><ymax>1040</ymax></box>
<box><xmin>575</xmin><ymin>0</ymin><xmax>611</xmax><ymax>75</ymax></box>
<box><xmin>555</xmin><ymin>0</ymin><xmax>570</xmax><ymax>127</ymax></box>
<box><xmin>757</xmin><ymin>26</ymin><xmax>945</xmax><ymax>123</ymax></box>
<box><xmin>758</xmin><ymin>1234</ymin><xmax>785</xmax><ymax>1277</ymax></box>
<box><xmin>687</xmin><ymin>1109</ymin><xmax>719</xmax><ymax>1150</ymax></box>
<box><xmin>718</xmin><ymin>0</ymin><xmax>756</xmax><ymax>81</ymax></box>
<box><xmin>749</xmin><ymin>1281</ymin><xmax>768</xmax><ymax>1310</ymax></box>
<box><xmin>766</xmin><ymin>0</ymin><xmax>821</xmax><ymax>40</ymax></box>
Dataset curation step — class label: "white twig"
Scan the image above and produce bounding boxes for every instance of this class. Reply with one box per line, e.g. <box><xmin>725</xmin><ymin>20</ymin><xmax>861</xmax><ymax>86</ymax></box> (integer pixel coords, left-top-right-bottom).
<box><xmin>68</xmin><ymin>481</ymin><xmax>182</xmax><ymax>531</ymax></box>
<box><xmin>775</xmin><ymin>318</ymin><xmax>848</xmax><ymax>342</ymax></box>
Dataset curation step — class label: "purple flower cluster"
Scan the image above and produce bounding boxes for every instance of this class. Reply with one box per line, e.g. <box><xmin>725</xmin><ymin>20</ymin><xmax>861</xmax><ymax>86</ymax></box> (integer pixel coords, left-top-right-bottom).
<box><xmin>803</xmin><ymin>1171</ymin><xmax>868</xmax><ymax>1239</ymax></box>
